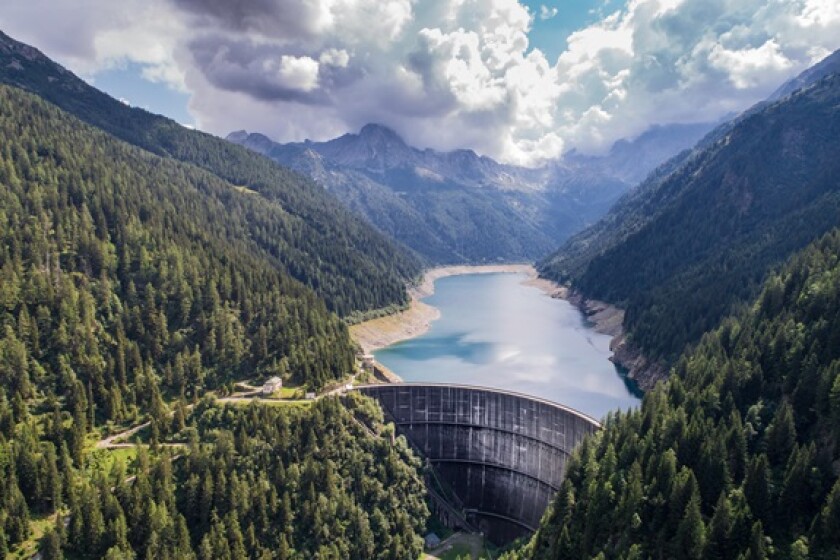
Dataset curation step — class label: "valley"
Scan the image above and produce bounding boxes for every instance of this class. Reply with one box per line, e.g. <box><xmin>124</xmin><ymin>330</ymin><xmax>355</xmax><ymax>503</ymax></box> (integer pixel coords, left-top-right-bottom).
<box><xmin>0</xmin><ymin>14</ymin><xmax>839</xmax><ymax>560</ymax></box>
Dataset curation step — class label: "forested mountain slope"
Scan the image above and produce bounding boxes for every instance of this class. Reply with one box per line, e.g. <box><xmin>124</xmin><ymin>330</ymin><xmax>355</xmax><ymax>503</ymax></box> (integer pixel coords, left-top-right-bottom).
<box><xmin>768</xmin><ymin>49</ymin><xmax>840</xmax><ymax>101</ymax></box>
<box><xmin>0</xmin><ymin>29</ymin><xmax>421</xmax><ymax>316</ymax></box>
<box><xmin>2</xmin><ymin>390</ymin><xmax>429</xmax><ymax>558</ymax></box>
<box><xmin>0</xmin><ymin>82</ymin><xmax>357</xmax><ymax>400</ymax></box>
<box><xmin>512</xmin><ymin>228</ymin><xmax>840</xmax><ymax>560</ymax></box>
<box><xmin>0</xmin><ymin>83</ymin><xmax>431</xmax><ymax>558</ymax></box>
<box><xmin>540</xmin><ymin>70</ymin><xmax>840</xmax><ymax>367</ymax></box>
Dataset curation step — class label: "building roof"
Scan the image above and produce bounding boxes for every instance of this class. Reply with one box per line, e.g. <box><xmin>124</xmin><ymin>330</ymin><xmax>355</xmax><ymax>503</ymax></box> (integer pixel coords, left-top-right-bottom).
<box><xmin>264</xmin><ymin>376</ymin><xmax>282</xmax><ymax>385</ymax></box>
<box><xmin>424</xmin><ymin>532</ymin><xmax>441</xmax><ymax>548</ymax></box>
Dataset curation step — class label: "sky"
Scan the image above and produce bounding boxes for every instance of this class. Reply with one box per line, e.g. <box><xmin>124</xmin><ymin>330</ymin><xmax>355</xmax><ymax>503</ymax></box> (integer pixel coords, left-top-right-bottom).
<box><xmin>1</xmin><ymin>0</ymin><xmax>839</xmax><ymax>166</ymax></box>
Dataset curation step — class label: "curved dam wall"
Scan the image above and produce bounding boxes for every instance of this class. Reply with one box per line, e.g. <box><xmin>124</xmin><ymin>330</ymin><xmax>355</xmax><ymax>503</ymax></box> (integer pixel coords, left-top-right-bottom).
<box><xmin>356</xmin><ymin>383</ymin><xmax>600</xmax><ymax>543</ymax></box>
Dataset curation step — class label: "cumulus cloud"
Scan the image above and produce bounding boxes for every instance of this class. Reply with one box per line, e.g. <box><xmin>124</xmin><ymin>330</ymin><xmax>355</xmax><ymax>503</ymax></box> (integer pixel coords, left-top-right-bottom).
<box><xmin>708</xmin><ymin>39</ymin><xmax>793</xmax><ymax>89</ymax></box>
<box><xmin>276</xmin><ymin>55</ymin><xmax>320</xmax><ymax>92</ymax></box>
<box><xmin>0</xmin><ymin>0</ymin><xmax>187</xmax><ymax>89</ymax></box>
<box><xmin>1</xmin><ymin>0</ymin><xmax>839</xmax><ymax>165</ymax></box>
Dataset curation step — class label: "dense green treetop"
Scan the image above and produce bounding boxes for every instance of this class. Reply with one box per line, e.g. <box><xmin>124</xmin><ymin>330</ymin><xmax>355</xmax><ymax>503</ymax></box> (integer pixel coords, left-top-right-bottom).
<box><xmin>1</xmin><ymin>393</ymin><xmax>430</xmax><ymax>559</ymax></box>
<box><xmin>0</xmin><ymin>30</ymin><xmax>434</xmax><ymax>557</ymax></box>
<box><xmin>0</xmin><ymin>81</ymin><xmax>432</xmax><ymax>557</ymax></box>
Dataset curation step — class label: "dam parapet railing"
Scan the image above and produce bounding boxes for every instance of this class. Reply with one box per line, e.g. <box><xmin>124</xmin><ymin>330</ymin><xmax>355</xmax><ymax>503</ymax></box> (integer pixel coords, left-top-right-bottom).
<box><xmin>354</xmin><ymin>383</ymin><xmax>600</xmax><ymax>544</ymax></box>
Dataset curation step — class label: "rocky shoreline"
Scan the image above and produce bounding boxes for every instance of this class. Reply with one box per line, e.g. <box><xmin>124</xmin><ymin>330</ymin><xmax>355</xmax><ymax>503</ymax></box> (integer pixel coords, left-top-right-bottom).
<box><xmin>560</xmin><ymin>290</ymin><xmax>666</xmax><ymax>391</ymax></box>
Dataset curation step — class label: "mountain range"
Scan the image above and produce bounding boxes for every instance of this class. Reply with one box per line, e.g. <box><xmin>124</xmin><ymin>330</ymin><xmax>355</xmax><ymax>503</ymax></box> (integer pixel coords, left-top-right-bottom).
<box><xmin>228</xmin><ymin>119</ymin><xmax>714</xmax><ymax>264</ymax></box>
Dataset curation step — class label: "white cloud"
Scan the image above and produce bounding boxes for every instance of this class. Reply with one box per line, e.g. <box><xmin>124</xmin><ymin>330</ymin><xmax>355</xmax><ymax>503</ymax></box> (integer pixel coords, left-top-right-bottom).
<box><xmin>708</xmin><ymin>39</ymin><xmax>793</xmax><ymax>89</ymax></box>
<box><xmin>275</xmin><ymin>55</ymin><xmax>320</xmax><ymax>92</ymax></box>
<box><xmin>541</xmin><ymin>0</ymin><xmax>840</xmax><ymax>154</ymax></box>
<box><xmin>1</xmin><ymin>0</ymin><xmax>840</xmax><ymax>165</ymax></box>
<box><xmin>539</xmin><ymin>5</ymin><xmax>558</xmax><ymax>21</ymax></box>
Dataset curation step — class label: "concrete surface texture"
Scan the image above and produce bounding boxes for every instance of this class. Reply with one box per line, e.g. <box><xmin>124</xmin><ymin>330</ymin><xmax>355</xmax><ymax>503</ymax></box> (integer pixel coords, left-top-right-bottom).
<box><xmin>356</xmin><ymin>384</ymin><xmax>600</xmax><ymax>544</ymax></box>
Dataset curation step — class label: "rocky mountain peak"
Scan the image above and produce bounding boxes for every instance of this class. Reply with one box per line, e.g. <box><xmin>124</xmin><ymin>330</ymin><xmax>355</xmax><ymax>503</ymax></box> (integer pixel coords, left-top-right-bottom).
<box><xmin>226</xmin><ymin>130</ymin><xmax>249</xmax><ymax>143</ymax></box>
<box><xmin>357</xmin><ymin>123</ymin><xmax>404</xmax><ymax>144</ymax></box>
<box><xmin>315</xmin><ymin>123</ymin><xmax>415</xmax><ymax>171</ymax></box>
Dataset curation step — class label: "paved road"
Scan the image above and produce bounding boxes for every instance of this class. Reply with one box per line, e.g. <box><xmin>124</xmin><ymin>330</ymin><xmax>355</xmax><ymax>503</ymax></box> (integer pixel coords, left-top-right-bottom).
<box><xmin>96</xmin><ymin>420</ymin><xmax>152</xmax><ymax>449</ymax></box>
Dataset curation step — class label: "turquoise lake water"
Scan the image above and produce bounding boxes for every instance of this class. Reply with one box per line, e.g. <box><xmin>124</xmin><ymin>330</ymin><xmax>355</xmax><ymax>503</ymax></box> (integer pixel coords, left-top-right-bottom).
<box><xmin>374</xmin><ymin>272</ymin><xmax>641</xmax><ymax>420</ymax></box>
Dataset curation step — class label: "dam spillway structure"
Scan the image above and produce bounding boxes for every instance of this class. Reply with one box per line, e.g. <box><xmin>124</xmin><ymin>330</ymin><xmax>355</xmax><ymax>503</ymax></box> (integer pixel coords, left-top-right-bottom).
<box><xmin>355</xmin><ymin>383</ymin><xmax>600</xmax><ymax>543</ymax></box>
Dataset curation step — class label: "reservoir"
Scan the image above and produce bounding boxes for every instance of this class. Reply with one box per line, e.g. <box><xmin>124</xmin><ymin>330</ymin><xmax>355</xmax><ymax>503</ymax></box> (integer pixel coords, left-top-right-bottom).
<box><xmin>374</xmin><ymin>272</ymin><xmax>641</xmax><ymax>419</ymax></box>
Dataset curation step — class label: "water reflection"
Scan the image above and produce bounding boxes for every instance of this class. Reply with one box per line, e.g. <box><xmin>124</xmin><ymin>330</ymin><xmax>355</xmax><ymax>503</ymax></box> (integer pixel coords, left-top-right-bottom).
<box><xmin>390</xmin><ymin>332</ymin><xmax>496</xmax><ymax>364</ymax></box>
<box><xmin>375</xmin><ymin>272</ymin><xmax>641</xmax><ymax>420</ymax></box>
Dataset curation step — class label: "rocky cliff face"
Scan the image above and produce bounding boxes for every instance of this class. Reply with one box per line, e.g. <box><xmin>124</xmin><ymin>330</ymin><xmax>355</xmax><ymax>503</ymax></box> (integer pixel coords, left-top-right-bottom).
<box><xmin>608</xmin><ymin>334</ymin><xmax>668</xmax><ymax>391</ymax></box>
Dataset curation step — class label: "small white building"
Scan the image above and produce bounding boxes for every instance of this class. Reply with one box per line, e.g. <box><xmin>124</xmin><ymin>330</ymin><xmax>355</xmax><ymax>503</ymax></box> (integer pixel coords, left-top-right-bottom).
<box><xmin>361</xmin><ymin>354</ymin><xmax>376</xmax><ymax>371</ymax></box>
<box><xmin>262</xmin><ymin>376</ymin><xmax>283</xmax><ymax>396</ymax></box>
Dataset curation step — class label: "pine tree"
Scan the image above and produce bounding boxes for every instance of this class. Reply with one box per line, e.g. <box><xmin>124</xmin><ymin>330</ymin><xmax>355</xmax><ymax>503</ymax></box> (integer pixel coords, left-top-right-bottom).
<box><xmin>41</xmin><ymin>442</ymin><xmax>62</xmax><ymax>513</ymax></box>
<box><xmin>80</xmin><ymin>484</ymin><xmax>105</xmax><ymax>556</ymax></box>
<box><xmin>765</xmin><ymin>402</ymin><xmax>796</xmax><ymax>466</ymax></box>
<box><xmin>706</xmin><ymin>493</ymin><xmax>733</xmax><ymax>559</ymax></box>
<box><xmin>813</xmin><ymin>478</ymin><xmax>840</xmax><ymax>556</ymax></box>
<box><xmin>745</xmin><ymin>521</ymin><xmax>768</xmax><ymax>560</ymax></box>
<box><xmin>6</xmin><ymin>478</ymin><xmax>31</xmax><ymax>544</ymax></box>
<box><xmin>41</xmin><ymin>527</ymin><xmax>63</xmax><ymax>560</ymax></box>
<box><xmin>0</xmin><ymin>525</ymin><xmax>8</xmax><ymax>559</ymax></box>
<box><xmin>743</xmin><ymin>455</ymin><xmax>770</xmax><ymax>523</ymax></box>
<box><xmin>674</xmin><ymin>494</ymin><xmax>706</xmax><ymax>560</ymax></box>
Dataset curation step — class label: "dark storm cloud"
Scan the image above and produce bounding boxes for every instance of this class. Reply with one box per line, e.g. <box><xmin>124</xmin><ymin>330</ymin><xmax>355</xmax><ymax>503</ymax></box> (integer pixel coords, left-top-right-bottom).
<box><xmin>173</xmin><ymin>0</ymin><xmax>365</xmax><ymax>105</ymax></box>
<box><xmin>169</xmin><ymin>0</ymin><xmax>320</xmax><ymax>40</ymax></box>
<box><xmin>186</xmin><ymin>35</ymin><xmax>358</xmax><ymax>103</ymax></box>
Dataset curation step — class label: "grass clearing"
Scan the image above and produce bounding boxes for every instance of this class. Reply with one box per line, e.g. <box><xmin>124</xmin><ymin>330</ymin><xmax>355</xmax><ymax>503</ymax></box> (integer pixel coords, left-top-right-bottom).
<box><xmin>8</xmin><ymin>512</ymin><xmax>60</xmax><ymax>558</ymax></box>
<box><xmin>223</xmin><ymin>398</ymin><xmax>313</xmax><ymax>409</ymax></box>
<box><xmin>86</xmin><ymin>447</ymin><xmax>139</xmax><ymax>475</ymax></box>
<box><xmin>278</xmin><ymin>386</ymin><xmax>304</xmax><ymax>399</ymax></box>
<box><xmin>437</xmin><ymin>543</ymin><xmax>475</xmax><ymax>559</ymax></box>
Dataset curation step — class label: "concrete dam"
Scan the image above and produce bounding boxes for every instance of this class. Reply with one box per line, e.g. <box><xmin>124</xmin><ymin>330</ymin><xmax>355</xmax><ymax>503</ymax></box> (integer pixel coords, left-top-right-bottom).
<box><xmin>356</xmin><ymin>383</ymin><xmax>600</xmax><ymax>543</ymax></box>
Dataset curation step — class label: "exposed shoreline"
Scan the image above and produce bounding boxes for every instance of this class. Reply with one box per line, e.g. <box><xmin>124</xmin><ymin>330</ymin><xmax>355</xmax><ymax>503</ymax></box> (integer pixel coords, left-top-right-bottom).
<box><xmin>560</xmin><ymin>291</ymin><xmax>665</xmax><ymax>391</ymax></box>
<box><xmin>410</xmin><ymin>264</ymin><xmax>536</xmax><ymax>299</ymax></box>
